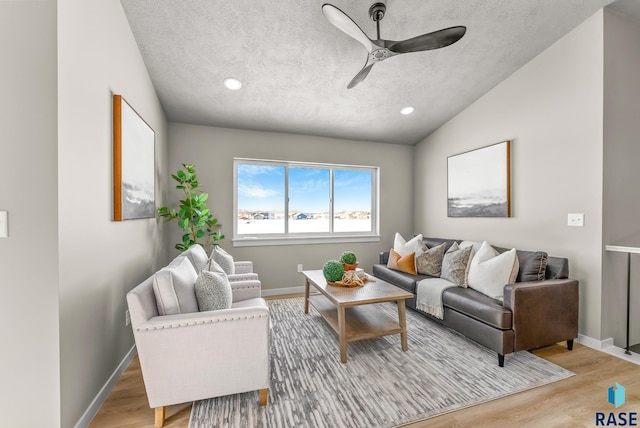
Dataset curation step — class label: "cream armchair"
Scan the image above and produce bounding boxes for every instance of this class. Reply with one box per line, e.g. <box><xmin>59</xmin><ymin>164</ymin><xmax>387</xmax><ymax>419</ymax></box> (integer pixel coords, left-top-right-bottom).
<box><xmin>126</xmin><ymin>252</ymin><xmax>270</xmax><ymax>428</ymax></box>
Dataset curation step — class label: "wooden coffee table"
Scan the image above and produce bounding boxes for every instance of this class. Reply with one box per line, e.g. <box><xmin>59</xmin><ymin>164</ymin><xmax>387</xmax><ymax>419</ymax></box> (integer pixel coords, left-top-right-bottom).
<box><xmin>301</xmin><ymin>270</ymin><xmax>413</xmax><ymax>363</ymax></box>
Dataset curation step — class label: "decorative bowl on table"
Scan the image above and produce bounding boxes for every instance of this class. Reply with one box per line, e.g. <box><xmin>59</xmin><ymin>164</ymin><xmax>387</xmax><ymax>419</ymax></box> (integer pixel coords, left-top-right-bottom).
<box><xmin>327</xmin><ymin>271</ymin><xmax>369</xmax><ymax>288</ymax></box>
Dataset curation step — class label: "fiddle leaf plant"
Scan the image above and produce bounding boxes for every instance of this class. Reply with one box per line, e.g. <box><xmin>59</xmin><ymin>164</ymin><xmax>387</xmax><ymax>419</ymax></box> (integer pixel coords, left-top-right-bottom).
<box><xmin>157</xmin><ymin>164</ymin><xmax>224</xmax><ymax>252</ymax></box>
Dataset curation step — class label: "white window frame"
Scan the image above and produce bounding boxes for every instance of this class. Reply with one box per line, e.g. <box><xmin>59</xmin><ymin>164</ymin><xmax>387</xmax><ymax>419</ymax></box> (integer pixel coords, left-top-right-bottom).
<box><xmin>233</xmin><ymin>158</ymin><xmax>380</xmax><ymax>247</ymax></box>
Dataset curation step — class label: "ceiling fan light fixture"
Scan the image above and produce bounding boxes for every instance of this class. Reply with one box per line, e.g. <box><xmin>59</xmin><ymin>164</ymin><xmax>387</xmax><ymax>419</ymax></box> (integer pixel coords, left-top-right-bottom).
<box><xmin>223</xmin><ymin>77</ymin><xmax>242</xmax><ymax>90</ymax></box>
<box><xmin>400</xmin><ymin>106</ymin><xmax>414</xmax><ymax>115</ymax></box>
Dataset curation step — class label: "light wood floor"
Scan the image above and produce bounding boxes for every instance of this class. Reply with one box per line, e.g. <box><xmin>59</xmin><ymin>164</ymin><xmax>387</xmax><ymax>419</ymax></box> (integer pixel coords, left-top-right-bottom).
<box><xmin>90</xmin><ymin>299</ymin><xmax>640</xmax><ymax>427</ymax></box>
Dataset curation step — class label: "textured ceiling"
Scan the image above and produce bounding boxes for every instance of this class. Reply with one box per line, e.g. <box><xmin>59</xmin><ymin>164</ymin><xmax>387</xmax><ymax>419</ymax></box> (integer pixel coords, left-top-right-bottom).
<box><xmin>121</xmin><ymin>0</ymin><xmax>617</xmax><ymax>145</ymax></box>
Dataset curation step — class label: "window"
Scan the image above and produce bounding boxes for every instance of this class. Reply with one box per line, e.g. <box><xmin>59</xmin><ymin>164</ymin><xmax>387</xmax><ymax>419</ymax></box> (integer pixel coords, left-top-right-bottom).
<box><xmin>234</xmin><ymin>158</ymin><xmax>379</xmax><ymax>246</ymax></box>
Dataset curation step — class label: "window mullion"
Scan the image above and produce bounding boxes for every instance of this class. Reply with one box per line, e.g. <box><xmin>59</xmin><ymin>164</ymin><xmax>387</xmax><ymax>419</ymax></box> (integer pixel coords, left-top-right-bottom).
<box><xmin>329</xmin><ymin>168</ymin><xmax>334</xmax><ymax>235</ymax></box>
<box><xmin>284</xmin><ymin>165</ymin><xmax>289</xmax><ymax>235</ymax></box>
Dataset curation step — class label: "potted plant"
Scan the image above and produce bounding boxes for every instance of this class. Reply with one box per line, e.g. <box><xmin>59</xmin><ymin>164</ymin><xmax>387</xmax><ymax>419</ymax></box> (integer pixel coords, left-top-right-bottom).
<box><xmin>323</xmin><ymin>260</ymin><xmax>345</xmax><ymax>283</ymax></box>
<box><xmin>340</xmin><ymin>251</ymin><xmax>358</xmax><ymax>270</ymax></box>
<box><xmin>157</xmin><ymin>163</ymin><xmax>224</xmax><ymax>252</ymax></box>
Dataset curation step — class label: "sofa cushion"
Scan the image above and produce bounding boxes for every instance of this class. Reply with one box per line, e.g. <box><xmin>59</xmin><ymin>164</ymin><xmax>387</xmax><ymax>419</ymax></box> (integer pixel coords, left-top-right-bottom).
<box><xmin>493</xmin><ymin>246</ymin><xmax>551</xmax><ymax>283</ymax></box>
<box><xmin>194</xmin><ymin>270</ymin><xmax>232</xmax><ymax>312</ymax></box>
<box><xmin>180</xmin><ymin>244</ymin><xmax>209</xmax><ymax>272</ymax></box>
<box><xmin>387</xmin><ymin>248</ymin><xmax>417</xmax><ymax>275</ymax></box>
<box><xmin>394</xmin><ymin>232</ymin><xmax>423</xmax><ymax>257</ymax></box>
<box><xmin>205</xmin><ymin>257</ymin><xmax>226</xmax><ymax>274</ymax></box>
<box><xmin>423</xmin><ymin>238</ymin><xmax>460</xmax><ymax>253</ymax></box>
<box><xmin>210</xmin><ymin>245</ymin><xmax>235</xmax><ymax>275</ymax></box>
<box><xmin>152</xmin><ymin>256</ymin><xmax>199</xmax><ymax>316</ymax></box>
<box><xmin>440</xmin><ymin>243</ymin><xmax>472</xmax><ymax>286</ymax></box>
<box><xmin>546</xmin><ymin>256</ymin><xmax>569</xmax><ymax>279</ymax></box>
<box><xmin>416</xmin><ymin>242</ymin><xmax>446</xmax><ymax>276</ymax></box>
<box><xmin>467</xmin><ymin>242</ymin><xmax>518</xmax><ymax>301</ymax></box>
<box><xmin>515</xmin><ymin>250</ymin><xmax>548</xmax><ymax>282</ymax></box>
<box><xmin>372</xmin><ymin>264</ymin><xmax>433</xmax><ymax>294</ymax></box>
<box><xmin>443</xmin><ymin>287</ymin><xmax>512</xmax><ymax>330</ymax></box>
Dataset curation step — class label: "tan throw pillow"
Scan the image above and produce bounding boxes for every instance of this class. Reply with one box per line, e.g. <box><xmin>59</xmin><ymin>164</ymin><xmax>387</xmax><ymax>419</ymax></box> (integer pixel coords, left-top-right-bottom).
<box><xmin>415</xmin><ymin>242</ymin><xmax>447</xmax><ymax>276</ymax></box>
<box><xmin>440</xmin><ymin>242</ymin><xmax>473</xmax><ymax>287</ymax></box>
<box><xmin>387</xmin><ymin>248</ymin><xmax>417</xmax><ymax>275</ymax></box>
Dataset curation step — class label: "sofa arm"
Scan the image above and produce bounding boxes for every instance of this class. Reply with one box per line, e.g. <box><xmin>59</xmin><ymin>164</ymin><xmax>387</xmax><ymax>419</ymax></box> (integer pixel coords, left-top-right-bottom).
<box><xmin>234</xmin><ymin>261</ymin><xmax>254</xmax><ymax>274</ymax></box>
<box><xmin>379</xmin><ymin>251</ymin><xmax>390</xmax><ymax>264</ymax></box>
<box><xmin>136</xmin><ymin>304</ymin><xmax>269</xmax><ymax>332</ymax></box>
<box><xmin>230</xmin><ymin>279</ymin><xmax>262</xmax><ymax>302</ymax></box>
<box><xmin>228</xmin><ymin>273</ymin><xmax>259</xmax><ymax>282</ymax></box>
<box><xmin>503</xmin><ymin>279</ymin><xmax>579</xmax><ymax>351</ymax></box>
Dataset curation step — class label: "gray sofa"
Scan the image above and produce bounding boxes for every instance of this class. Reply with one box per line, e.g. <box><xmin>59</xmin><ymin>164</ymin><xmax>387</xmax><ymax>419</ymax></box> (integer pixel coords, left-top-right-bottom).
<box><xmin>372</xmin><ymin>237</ymin><xmax>579</xmax><ymax>366</ymax></box>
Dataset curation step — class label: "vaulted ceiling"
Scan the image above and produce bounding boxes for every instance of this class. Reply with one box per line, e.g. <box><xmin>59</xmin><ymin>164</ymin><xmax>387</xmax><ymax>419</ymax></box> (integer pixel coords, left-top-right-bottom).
<box><xmin>121</xmin><ymin>0</ymin><xmax>623</xmax><ymax>145</ymax></box>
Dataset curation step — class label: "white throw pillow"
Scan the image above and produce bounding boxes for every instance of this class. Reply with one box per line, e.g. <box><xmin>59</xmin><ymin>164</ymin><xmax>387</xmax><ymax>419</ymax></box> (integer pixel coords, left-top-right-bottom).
<box><xmin>210</xmin><ymin>245</ymin><xmax>235</xmax><ymax>275</ymax></box>
<box><xmin>394</xmin><ymin>232</ymin><xmax>424</xmax><ymax>257</ymax></box>
<box><xmin>152</xmin><ymin>256</ymin><xmax>199</xmax><ymax>315</ymax></box>
<box><xmin>194</xmin><ymin>270</ymin><xmax>232</xmax><ymax>312</ymax></box>
<box><xmin>467</xmin><ymin>241</ymin><xmax>519</xmax><ymax>301</ymax></box>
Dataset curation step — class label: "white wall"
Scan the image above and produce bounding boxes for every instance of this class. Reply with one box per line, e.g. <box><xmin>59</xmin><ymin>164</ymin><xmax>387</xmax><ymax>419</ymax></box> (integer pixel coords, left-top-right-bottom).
<box><xmin>413</xmin><ymin>12</ymin><xmax>605</xmax><ymax>340</ymax></box>
<box><xmin>0</xmin><ymin>2</ymin><xmax>60</xmax><ymax>426</ymax></box>
<box><xmin>57</xmin><ymin>0</ymin><xmax>168</xmax><ymax>426</ymax></box>
<box><xmin>602</xmin><ymin>9</ymin><xmax>640</xmax><ymax>347</ymax></box>
<box><xmin>167</xmin><ymin>124</ymin><xmax>414</xmax><ymax>291</ymax></box>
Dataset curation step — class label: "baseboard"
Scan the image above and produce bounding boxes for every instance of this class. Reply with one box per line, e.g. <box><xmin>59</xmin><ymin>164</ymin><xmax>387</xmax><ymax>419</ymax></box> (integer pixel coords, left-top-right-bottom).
<box><xmin>577</xmin><ymin>334</ymin><xmax>614</xmax><ymax>350</ymax></box>
<box><xmin>262</xmin><ymin>286</ymin><xmax>305</xmax><ymax>297</ymax></box>
<box><xmin>74</xmin><ymin>344</ymin><xmax>137</xmax><ymax>428</ymax></box>
<box><xmin>577</xmin><ymin>334</ymin><xmax>640</xmax><ymax>366</ymax></box>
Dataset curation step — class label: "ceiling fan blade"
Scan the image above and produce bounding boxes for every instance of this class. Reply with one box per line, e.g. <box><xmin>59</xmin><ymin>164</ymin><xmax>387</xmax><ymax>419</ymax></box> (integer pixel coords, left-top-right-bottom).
<box><xmin>389</xmin><ymin>26</ymin><xmax>466</xmax><ymax>54</ymax></box>
<box><xmin>322</xmin><ymin>3</ymin><xmax>374</xmax><ymax>53</ymax></box>
<box><xmin>347</xmin><ymin>61</ymin><xmax>375</xmax><ymax>89</ymax></box>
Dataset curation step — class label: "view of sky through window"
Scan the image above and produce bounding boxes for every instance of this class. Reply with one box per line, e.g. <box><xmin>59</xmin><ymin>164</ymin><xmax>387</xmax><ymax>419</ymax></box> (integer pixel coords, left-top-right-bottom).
<box><xmin>236</xmin><ymin>161</ymin><xmax>375</xmax><ymax>236</ymax></box>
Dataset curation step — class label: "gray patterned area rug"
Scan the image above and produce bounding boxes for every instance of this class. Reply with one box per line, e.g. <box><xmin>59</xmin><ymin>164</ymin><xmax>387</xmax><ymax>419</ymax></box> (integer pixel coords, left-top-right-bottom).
<box><xmin>189</xmin><ymin>297</ymin><xmax>573</xmax><ymax>428</ymax></box>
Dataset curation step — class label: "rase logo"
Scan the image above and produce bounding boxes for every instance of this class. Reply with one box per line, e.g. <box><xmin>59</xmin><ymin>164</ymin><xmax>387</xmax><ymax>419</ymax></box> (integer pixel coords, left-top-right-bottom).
<box><xmin>609</xmin><ymin>383</ymin><xmax>626</xmax><ymax>409</ymax></box>
<box><xmin>596</xmin><ymin>383</ymin><xmax>637</xmax><ymax>426</ymax></box>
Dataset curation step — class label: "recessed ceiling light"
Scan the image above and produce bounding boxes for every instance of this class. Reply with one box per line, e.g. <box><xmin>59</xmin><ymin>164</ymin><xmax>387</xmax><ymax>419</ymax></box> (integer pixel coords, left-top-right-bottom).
<box><xmin>223</xmin><ymin>77</ymin><xmax>242</xmax><ymax>90</ymax></box>
<box><xmin>400</xmin><ymin>106</ymin><xmax>414</xmax><ymax>115</ymax></box>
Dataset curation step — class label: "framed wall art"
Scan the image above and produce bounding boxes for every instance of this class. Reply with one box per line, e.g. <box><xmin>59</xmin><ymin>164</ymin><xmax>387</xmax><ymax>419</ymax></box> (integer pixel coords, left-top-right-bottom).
<box><xmin>447</xmin><ymin>140</ymin><xmax>511</xmax><ymax>217</ymax></box>
<box><xmin>113</xmin><ymin>94</ymin><xmax>155</xmax><ymax>221</ymax></box>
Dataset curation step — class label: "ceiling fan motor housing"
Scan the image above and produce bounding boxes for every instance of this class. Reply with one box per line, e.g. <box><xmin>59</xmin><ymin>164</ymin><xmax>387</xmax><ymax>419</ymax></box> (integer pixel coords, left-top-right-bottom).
<box><xmin>369</xmin><ymin>2</ymin><xmax>386</xmax><ymax>22</ymax></box>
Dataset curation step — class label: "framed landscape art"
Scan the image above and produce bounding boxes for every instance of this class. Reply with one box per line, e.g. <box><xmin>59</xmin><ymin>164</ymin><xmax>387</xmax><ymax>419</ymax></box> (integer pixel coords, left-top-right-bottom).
<box><xmin>447</xmin><ymin>140</ymin><xmax>511</xmax><ymax>217</ymax></box>
<box><xmin>113</xmin><ymin>94</ymin><xmax>155</xmax><ymax>221</ymax></box>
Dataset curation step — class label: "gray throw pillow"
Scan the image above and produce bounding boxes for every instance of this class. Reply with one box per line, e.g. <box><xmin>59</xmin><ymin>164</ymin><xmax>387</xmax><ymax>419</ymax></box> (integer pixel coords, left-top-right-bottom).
<box><xmin>440</xmin><ymin>243</ymin><xmax>473</xmax><ymax>287</ymax></box>
<box><xmin>195</xmin><ymin>270</ymin><xmax>232</xmax><ymax>312</ymax></box>
<box><xmin>516</xmin><ymin>250</ymin><xmax>548</xmax><ymax>282</ymax></box>
<box><xmin>210</xmin><ymin>246</ymin><xmax>235</xmax><ymax>275</ymax></box>
<box><xmin>416</xmin><ymin>242</ymin><xmax>447</xmax><ymax>276</ymax></box>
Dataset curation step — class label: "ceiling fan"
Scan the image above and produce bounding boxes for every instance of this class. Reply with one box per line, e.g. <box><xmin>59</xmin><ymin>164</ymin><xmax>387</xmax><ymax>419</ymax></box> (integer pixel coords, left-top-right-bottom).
<box><xmin>321</xmin><ymin>2</ymin><xmax>466</xmax><ymax>89</ymax></box>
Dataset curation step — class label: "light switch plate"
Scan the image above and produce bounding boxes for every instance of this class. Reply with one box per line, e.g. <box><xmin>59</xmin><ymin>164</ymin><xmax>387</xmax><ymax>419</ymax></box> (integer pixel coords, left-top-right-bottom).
<box><xmin>0</xmin><ymin>211</ymin><xmax>8</xmax><ymax>237</ymax></box>
<box><xmin>568</xmin><ymin>213</ymin><xmax>584</xmax><ymax>227</ymax></box>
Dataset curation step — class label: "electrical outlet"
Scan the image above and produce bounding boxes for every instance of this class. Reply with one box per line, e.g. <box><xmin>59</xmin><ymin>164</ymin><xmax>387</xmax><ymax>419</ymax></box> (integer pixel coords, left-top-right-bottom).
<box><xmin>297</xmin><ymin>264</ymin><xmax>303</xmax><ymax>272</ymax></box>
<box><xmin>125</xmin><ymin>310</ymin><xmax>130</xmax><ymax>326</ymax></box>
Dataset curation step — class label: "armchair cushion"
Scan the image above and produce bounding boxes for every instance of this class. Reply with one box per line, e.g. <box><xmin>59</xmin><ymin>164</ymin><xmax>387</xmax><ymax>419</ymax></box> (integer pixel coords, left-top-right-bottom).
<box><xmin>180</xmin><ymin>244</ymin><xmax>209</xmax><ymax>272</ymax></box>
<box><xmin>152</xmin><ymin>256</ymin><xmax>199</xmax><ymax>316</ymax></box>
<box><xmin>210</xmin><ymin>246</ymin><xmax>235</xmax><ymax>275</ymax></box>
<box><xmin>195</xmin><ymin>270</ymin><xmax>232</xmax><ymax>311</ymax></box>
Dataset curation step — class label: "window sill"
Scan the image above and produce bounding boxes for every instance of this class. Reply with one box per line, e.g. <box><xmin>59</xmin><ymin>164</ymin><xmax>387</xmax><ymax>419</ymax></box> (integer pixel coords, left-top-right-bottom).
<box><xmin>232</xmin><ymin>235</ymin><xmax>381</xmax><ymax>247</ymax></box>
